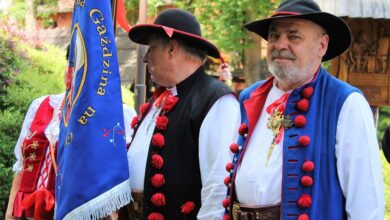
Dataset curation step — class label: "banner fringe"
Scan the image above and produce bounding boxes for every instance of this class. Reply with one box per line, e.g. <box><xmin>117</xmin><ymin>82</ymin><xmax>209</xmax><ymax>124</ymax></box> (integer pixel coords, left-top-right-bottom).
<box><xmin>62</xmin><ymin>179</ymin><xmax>132</xmax><ymax>220</ymax></box>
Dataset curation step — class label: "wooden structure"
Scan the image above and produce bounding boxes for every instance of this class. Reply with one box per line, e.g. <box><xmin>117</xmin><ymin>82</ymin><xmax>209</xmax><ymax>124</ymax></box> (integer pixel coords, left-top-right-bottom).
<box><xmin>315</xmin><ymin>0</ymin><xmax>390</xmax><ymax>106</ymax></box>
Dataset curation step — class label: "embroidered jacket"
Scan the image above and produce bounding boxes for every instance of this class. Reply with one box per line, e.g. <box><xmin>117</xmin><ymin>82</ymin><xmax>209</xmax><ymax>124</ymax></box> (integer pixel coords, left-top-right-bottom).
<box><xmin>226</xmin><ymin>67</ymin><xmax>360</xmax><ymax>219</ymax></box>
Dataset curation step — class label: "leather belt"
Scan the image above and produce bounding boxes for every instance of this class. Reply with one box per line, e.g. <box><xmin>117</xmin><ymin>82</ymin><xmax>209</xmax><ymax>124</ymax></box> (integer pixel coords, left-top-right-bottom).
<box><xmin>127</xmin><ymin>191</ymin><xmax>144</xmax><ymax>220</ymax></box>
<box><xmin>232</xmin><ymin>201</ymin><xmax>280</xmax><ymax>220</ymax></box>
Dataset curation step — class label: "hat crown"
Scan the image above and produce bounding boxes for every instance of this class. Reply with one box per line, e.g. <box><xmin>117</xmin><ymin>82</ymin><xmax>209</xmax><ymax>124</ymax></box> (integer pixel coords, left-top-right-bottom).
<box><xmin>154</xmin><ymin>8</ymin><xmax>202</xmax><ymax>37</ymax></box>
<box><xmin>275</xmin><ymin>0</ymin><xmax>322</xmax><ymax>15</ymax></box>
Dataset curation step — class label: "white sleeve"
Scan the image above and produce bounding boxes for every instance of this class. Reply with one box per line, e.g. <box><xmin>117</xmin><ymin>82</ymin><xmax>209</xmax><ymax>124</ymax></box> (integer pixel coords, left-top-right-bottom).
<box><xmin>197</xmin><ymin>94</ymin><xmax>240</xmax><ymax>220</ymax></box>
<box><xmin>336</xmin><ymin>92</ymin><xmax>385</xmax><ymax>220</ymax></box>
<box><xmin>122</xmin><ymin>104</ymin><xmax>137</xmax><ymax>144</ymax></box>
<box><xmin>12</xmin><ymin>96</ymin><xmax>47</xmax><ymax>173</ymax></box>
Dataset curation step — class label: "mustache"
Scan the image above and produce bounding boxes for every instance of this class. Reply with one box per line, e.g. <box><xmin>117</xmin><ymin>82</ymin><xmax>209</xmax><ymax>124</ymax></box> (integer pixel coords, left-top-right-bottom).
<box><xmin>271</xmin><ymin>50</ymin><xmax>296</xmax><ymax>60</ymax></box>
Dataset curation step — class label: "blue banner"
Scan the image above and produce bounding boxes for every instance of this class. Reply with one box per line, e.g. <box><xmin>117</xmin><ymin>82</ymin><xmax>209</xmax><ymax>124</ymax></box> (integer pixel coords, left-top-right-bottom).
<box><xmin>56</xmin><ymin>0</ymin><xmax>131</xmax><ymax>219</ymax></box>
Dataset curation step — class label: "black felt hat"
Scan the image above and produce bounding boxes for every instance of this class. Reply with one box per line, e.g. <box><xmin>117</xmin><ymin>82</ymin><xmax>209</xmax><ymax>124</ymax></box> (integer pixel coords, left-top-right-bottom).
<box><xmin>245</xmin><ymin>0</ymin><xmax>351</xmax><ymax>61</ymax></box>
<box><xmin>128</xmin><ymin>8</ymin><xmax>221</xmax><ymax>58</ymax></box>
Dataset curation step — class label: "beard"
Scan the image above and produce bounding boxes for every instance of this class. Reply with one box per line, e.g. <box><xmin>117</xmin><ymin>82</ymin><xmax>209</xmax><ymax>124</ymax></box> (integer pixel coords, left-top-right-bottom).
<box><xmin>268</xmin><ymin>49</ymin><xmax>312</xmax><ymax>87</ymax></box>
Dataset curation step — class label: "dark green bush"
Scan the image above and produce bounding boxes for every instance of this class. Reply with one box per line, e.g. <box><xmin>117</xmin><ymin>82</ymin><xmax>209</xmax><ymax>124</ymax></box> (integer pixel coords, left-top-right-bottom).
<box><xmin>0</xmin><ymin>30</ymin><xmax>65</xmax><ymax>218</ymax></box>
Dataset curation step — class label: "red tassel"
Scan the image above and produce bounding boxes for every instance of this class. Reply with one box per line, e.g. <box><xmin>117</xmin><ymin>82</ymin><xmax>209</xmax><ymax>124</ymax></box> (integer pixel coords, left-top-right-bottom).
<box><xmin>302</xmin><ymin>86</ymin><xmax>314</xmax><ymax>99</ymax></box>
<box><xmin>301</xmin><ymin>176</ymin><xmax>313</xmax><ymax>187</ymax></box>
<box><xmin>225</xmin><ymin>162</ymin><xmax>234</xmax><ymax>172</ymax></box>
<box><xmin>298</xmin><ymin>213</ymin><xmax>310</xmax><ymax>220</ymax></box>
<box><xmin>294</xmin><ymin>115</ymin><xmax>307</xmax><ymax>128</ymax></box>
<box><xmin>181</xmin><ymin>201</ymin><xmax>196</xmax><ymax>214</ymax></box>
<box><xmin>230</xmin><ymin>143</ymin><xmax>240</xmax><ymax>153</ymax></box>
<box><xmin>297</xmin><ymin>99</ymin><xmax>310</xmax><ymax>112</ymax></box>
<box><xmin>302</xmin><ymin>160</ymin><xmax>315</xmax><ymax>172</ymax></box>
<box><xmin>238</xmin><ymin>123</ymin><xmax>248</xmax><ymax>136</ymax></box>
<box><xmin>297</xmin><ymin>194</ymin><xmax>312</xmax><ymax>208</ymax></box>
<box><xmin>151</xmin><ymin>154</ymin><xmax>164</xmax><ymax>169</ymax></box>
<box><xmin>298</xmin><ymin>135</ymin><xmax>310</xmax><ymax>147</ymax></box>
<box><xmin>148</xmin><ymin>212</ymin><xmax>164</xmax><ymax>220</ymax></box>
<box><xmin>222</xmin><ymin>198</ymin><xmax>230</xmax><ymax>208</ymax></box>
<box><xmin>151</xmin><ymin>133</ymin><xmax>165</xmax><ymax>148</ymax></box>
<box><xmin>156</xmin><ymin>115</ymin><xmax>169</xmax><ymax>130</ymax></box>
<box><xmin>224</xmin><ymin>176</ymin><xmax>231</xmax><ymax>186</ymax></box>
<box><xmin>151</xmin><ymin>193</ymin><xmax>166</xmax><ymax>206</ymax></box>
<box><xmin>151</xmin><ymin>174</ymin><xmax>165</xmax><ymax>188</ymax></box>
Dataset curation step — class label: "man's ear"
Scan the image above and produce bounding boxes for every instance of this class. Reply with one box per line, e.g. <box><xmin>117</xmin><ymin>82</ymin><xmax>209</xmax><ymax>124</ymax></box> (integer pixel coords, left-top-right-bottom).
<box><xmin>318</xmin><ymin>34</ymin><xmax>329</xmax><ymax>57</ymax></box>
<box><xmin>168</xmin><ymin>40</ymin><xmax>180</xmax><ymax>59</ymax></box>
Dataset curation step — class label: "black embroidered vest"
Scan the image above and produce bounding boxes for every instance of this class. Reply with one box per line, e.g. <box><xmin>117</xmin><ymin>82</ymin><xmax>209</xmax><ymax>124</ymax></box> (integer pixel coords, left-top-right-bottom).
<box><xmin>139</xmin><ymin>67</ymin><xmax>232</xmax><ymax>219</ymax></box>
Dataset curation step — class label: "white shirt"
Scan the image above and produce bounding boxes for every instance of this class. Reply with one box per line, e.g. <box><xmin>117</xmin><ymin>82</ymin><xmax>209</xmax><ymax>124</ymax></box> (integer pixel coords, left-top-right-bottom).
<box><xmin>127</xmin><ymin>89</ymin><xmax>240</xmax><ymax>220</ymax></box>
<box><xmin>13</xmin><ymin>94</ymin><xmax>136</xmax><ymax>176</ymax></box>
<box><xmin>235</xmin><ymin>83</ymin><xmax>385</xmax><ymax>220</ymax></box>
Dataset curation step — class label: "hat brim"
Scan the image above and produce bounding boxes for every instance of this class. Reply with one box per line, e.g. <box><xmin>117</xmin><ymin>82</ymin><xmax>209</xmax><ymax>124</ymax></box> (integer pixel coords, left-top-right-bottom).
<box><xmin>128</xmin><ymin>24</ymin><xmax>221</xmax><ymax>58</ymax></box>
<box><xmin>244</xmin><ymin>12</ymin><xmax>351</xmax><ymax>61</ymax></box>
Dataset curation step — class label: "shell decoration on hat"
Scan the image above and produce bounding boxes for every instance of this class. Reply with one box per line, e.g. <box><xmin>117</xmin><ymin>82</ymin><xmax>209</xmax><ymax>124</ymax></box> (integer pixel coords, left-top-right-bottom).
<box><xmin>222</xmin><ymin>84</ymin><xmax>316</xmax><ymax>220</ymax></box>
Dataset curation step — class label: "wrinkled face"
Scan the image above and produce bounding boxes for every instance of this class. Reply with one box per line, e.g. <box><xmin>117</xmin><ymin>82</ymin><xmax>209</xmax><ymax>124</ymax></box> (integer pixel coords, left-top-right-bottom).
<box><xmin>143</xmin><ymin>37</ymin><xmax>171</xmax><ymax>87</ymax></box>
<box><xmin>267</xmin><ymin>18</ymin><xmax>328</xmax><ymax>89</ymax></box>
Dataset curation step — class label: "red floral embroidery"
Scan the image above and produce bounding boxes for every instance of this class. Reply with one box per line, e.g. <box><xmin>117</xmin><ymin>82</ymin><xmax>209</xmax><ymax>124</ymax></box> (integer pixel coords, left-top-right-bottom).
<box><xmin>298</xmin><ymin>213</ymin><xmax>309</xmax><ymax>220</ymax></box>
<box><xmin>302</xmin><ymin>86</ymin><xmax>314</xmax><ymax>99</ymax></box>
<box><xmin>152</xmin><ymin>133</ymin><xmax>165</xmax><ymax>148</ymax></box>
<box><xmin>181</xmin><ymin>201</ymin><xmax>196</xmax><ymax>214</ymax></box>
<box><xmin>297</xmin><ymin>194</ymin><xmax>312</xmax><ymax>208</ymax></box>
<box><xmin>162</xmin><ymin>95</ymin><xmax>179</xmax><ymax>113</ymax></box>
<box><xmin>222</xmin><ymin>198</ymin><xmax>230</xmax><ymax>208</ymax></box>
<box><xmin>140</xmin><ymin>103</ymin><xmax>150</xmax><ymax>116</ymax></box>
<box><xmin>131</xmin><ymin>115</ymin><xmax>140</xmax><ymax>129</ymax></box>
<box><xmin>238</xmin><ymin>123</ymin><xmax>248</xmax><ymax>136</ymax></box>
<box><xmin>301</xmin><ymin>176</ymin><xmax>313</xmax><ymax>187</ymax></box>
<box><xmin>230</xmin><ymin>143</ymin><xmax>240</xmax><ymax>153</ymax></box>
<box><xmin>302</xmin><ymin>161</ymin><xmax>315</xmax><ymax>172</ymax></box>
<box><xmin>297</xmin><ymin>99</ymin><xmax>309</xmax><ymax>112</ymax></box>
<box><xmin>298</xmin><ymin>135</ymin><xmax>310</xmax><ymax>147</ymax></box>
<box><xmin>151</xmin><ymin>154</ymin><xmax>164</xmax><ymax>169</ymax></box>
<box><xmin>151</xmin><ymin>173</ymin><xmax>165</xmax><ymax>188</ymax></box>
<box><xmin>294</xmin><ymin>115</ymin><xmax>307</xmax><ymax>128</ymax></box>
<box><xmin>148</xmin><ymin>212</ymin><xmax>164</xmax><ymax>220</ymax></box>
<box><xmin>156</xmin><ymin>115</ymin><xmax>169</xmax><ymax>130</ymax></box>
<box><xmin>151</xmin><ymin>193</ymin><xmax>166</xmax><ymax>206</ymax></box>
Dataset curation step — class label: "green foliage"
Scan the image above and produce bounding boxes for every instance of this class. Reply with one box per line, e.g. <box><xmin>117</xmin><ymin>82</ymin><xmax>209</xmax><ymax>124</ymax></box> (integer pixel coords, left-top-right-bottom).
<box><xmin>0</xmin><ymin>30</ymin><xmax>65</xmax><ymax>218</ymax></box>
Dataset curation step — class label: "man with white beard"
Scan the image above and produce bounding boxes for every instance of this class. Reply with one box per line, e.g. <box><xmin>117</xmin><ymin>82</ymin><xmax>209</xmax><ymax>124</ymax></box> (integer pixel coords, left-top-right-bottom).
<box><xmin>221</xmin><ymin>0</ymin><xmax>385</xmax><ymax>219</ymax></box>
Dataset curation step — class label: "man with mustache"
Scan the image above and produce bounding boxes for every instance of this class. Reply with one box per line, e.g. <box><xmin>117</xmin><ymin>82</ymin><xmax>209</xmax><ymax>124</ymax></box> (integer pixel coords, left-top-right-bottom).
<box><xmin>222</xmin><ymin>0</ymin><xmax>385</xmax><ymax>219</ymax></box>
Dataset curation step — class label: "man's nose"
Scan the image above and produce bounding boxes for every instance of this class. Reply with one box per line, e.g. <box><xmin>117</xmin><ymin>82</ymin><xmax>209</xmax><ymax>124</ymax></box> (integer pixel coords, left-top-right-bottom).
<box><xmin>143</xmin><ymin>49</ymin><xmax>149</xmax><ymax>63</ymax></box>
<box><xmin>272</xmin><ymin>35</ymin><xmax>289</xmax><ymax>50</ymax></box>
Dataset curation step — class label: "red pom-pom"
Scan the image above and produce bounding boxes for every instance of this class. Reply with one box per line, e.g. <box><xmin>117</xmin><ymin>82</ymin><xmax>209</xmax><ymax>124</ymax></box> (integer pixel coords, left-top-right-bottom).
<box><xmin>297</xmin><ymin>99</ymin><xmax>310</xmax><ymax>112</ymax></box>
<box><xmin>223</xmin><ymin>214</ymin><xmax>230</xmax><ymax>220</ymax></box>
<box><xmin>151</xmin><ymin>154</ymin><xmax>164</xmax><ymax>169</ymax></box>
<box><xmin>294</xmin><ymin>115</ymin><xmax>307</xmax><ymax>128</ymax></box>
<box><xmin>302</xmin><ymin>86</ymin><xmax>314</xmax><ymax>99</ymax></box>
<box><xmin>148</xmin><ymin>212</ymin><xmax>164</xmax><ymax>220</ymax></box>
<box><xmin>131</xmin><ymin>116</ymin><xmax>140</xmax><ymax>129</ymax></box>
<box><xmin>222</xmin><ymin>198</ymin><xmax>230</xmax><ymax>208</ymax></box>
<box><xmin>297</xmin><ymin>194</ymin><xmax>312</xmax><ymax>208</ymax></box>
<box><xmin>224</xmin><ymin>176</ymin><xmax>231</xmax><ymax>186</ymax></box>
<box><xmin>151</xmin><ymin>174</ymin><xmax>165</xmax><ymax>188</ymax></box>
<box><xmin>301</xmin><ymin>176</ymin><xmax>313</xmax><ymax>187</ymax></box>
<box><xmin>298</xmin><ymin>213</ymin><xmax>310</xmax><ymax>220</ymax></box>
<box><xmin>152</xmin><ymin>133</ymin><xmax>165</xmax><ymax>148</ymax></box>
<box><xmin>238</xmin><ymin>123</ymin><xmax>248</xmax><ymax>136</ymax></box>
<box><xmin>230</xmin><ymin>143</ymin><xmax>240</xmax><ymax>153</ymax></box>
<box><xmin>140</xmin><ymin>103</ymin><xmax>150</xmax><ymax>116</ymax></box>
<box><xmin>162</xmin><ymin>95</ymin><xmax>179</xmax><ymax>113</ymax></box>
<box><xmin>181</xmin><ymin>201</ymin><xmax>196</xmax><ymax>214</ymax></box>
<box><xmin>298</xmin><ymin>135</ymin><xmax>310</xmax><ymax>146</ymax></box>
<box><xmin>302</xmin><ymin>160</ymin><xmax>315</xmax><ymax>172</ymax></box>
<box><xmin>151</xmin><ymin>193</ymin><xmax>166</xmax><ymax>206</ymax></box>
<box><xmin>156</xmin><ymin>115</ymin><xmax>169</xmax><ymax>130</ymax></box>
<box><xmin>226</xmin><ymin>162</ymin><xmax>234</xmax><ymax>172</ymax></box>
